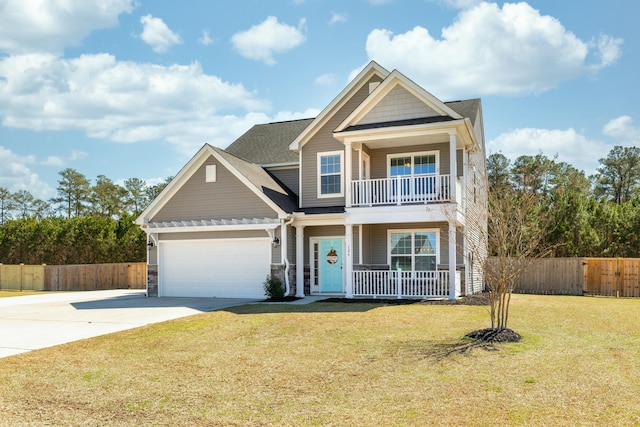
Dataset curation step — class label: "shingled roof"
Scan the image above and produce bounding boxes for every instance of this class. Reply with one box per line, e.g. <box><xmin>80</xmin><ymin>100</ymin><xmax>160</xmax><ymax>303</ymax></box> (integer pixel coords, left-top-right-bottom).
<box><xmin>225</xmin><ymin>100</ymin><xmax>480</xmax><ymax>167</ymax></box>
<box><xmin>446</xmin><ymin>98</ymin><xmax>481</xmax><ymax>126</ymax></box>
<box><xmin>225</xmin><ymin>118</ymin><xmax>313</xmax><ymax>165</ymax></box>
<box><xmin>210</xmin><ymin>146</ymin><xmax>299</xmax><ymax>213</ymax></box>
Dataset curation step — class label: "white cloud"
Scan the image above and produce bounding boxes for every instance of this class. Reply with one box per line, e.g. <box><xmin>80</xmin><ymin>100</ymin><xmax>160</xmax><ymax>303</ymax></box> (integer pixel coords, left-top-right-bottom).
<box><xmin>0</xmin><ymin>0</ymin><xmax>133</xmax><ymax>54</ymax></box>
<box><xmin>437</xmin><ymin>0</ymin><xmax>483</xmax><ymax>9</ymax></box>
<box><xmin>0</xmin><ymin>53</ymin><xmax>322</xmax><ymax>158</ymax></box>
<box><xmin>70</xmin><ymin>150</ymin><xmax>88</xmax><ymax>161</ymax></box>
<box><xmin>603</xmin><ymin>115</ymin><xmax>640</xmax><ymax>142</ymax></box>
<box><xmin>315</xmin><ymin>73</ymin><xmax>336</xmax><ymax>87</ymax></box>
<box><xmin>198</xmin><ymin>29</ymin><xmax>214</xmax><ymax>46</ymax></box>
<box><xmin>329</xmin><ymin>12</ymin><xmax>347</xmax><ymax>25</ymax></box>
<box><xmin>42</xmin><ymin>156</ymin><xmax>65</xmax><ymax>167</ymax></box>
<box><xmin>0</xmin><ymin>146</ymin><xmax>52</xmax><ymax>198</ymax></box>
<box><xmin>362</xmin><ymin>2</ymin><xmax>622</xmax><ymax>99</ymax></box>
<box><xmin>139</xmin><ymin>15</ymin><xmax>182</xmax><ymax>53</ymax></box>
<box><xmin>231</xmin><ymin>16</ymin><xmax>306</xmax><ymax>65</ymax></box>
<box><xmin>488</xmin><ymin>127</ymin><xmax>607</xmax><ymax>175</ymax></box>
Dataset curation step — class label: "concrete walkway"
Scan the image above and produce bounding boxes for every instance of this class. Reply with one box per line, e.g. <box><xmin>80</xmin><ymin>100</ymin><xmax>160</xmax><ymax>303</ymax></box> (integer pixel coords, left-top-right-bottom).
<box><xmin>0</xmin><ymin>290</ymin><xmax>260</xmax><ymax>358</ymax></box>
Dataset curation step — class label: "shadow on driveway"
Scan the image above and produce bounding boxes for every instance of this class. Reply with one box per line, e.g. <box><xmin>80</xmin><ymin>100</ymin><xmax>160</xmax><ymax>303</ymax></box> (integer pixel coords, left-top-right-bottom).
<box><xmin>70</xmin><ymin>292</ymin><xmax>259</xmax><ymax>313</ymax></box>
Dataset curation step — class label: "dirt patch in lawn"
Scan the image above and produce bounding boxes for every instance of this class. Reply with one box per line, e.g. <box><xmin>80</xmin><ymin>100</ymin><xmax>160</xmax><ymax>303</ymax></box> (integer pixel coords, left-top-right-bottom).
<box><xmin>321</xmin><ymin>292</ymin><xmax>491</xmax><ymax>306</ymax></box>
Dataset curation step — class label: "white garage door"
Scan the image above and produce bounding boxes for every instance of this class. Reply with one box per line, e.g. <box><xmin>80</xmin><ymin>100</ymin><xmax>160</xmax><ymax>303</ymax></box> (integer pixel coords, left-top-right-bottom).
<box><xmin>159</xmin><ymin>238</ymin><xmax>271</xmax><ymax>298</ymax></box>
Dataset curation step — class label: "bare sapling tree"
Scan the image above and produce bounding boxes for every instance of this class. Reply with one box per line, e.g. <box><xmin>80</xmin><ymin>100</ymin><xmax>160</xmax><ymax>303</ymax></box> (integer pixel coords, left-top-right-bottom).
<box><xmin>483</xmin><ymin>188</ymin><xmax>554</xmax><ymax>331</ymax></box>
<box><xmin>460</xmin><ymin>160</ymin><xmax>557</xmax><ymax>341</ymax></box>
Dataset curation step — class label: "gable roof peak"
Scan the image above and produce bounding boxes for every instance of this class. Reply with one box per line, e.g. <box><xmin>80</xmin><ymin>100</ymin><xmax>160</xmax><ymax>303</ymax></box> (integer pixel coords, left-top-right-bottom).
<box><xmin>289</xmin><ymin>61</ymin><xmax>390</xmax><ymax>151</ymax></box>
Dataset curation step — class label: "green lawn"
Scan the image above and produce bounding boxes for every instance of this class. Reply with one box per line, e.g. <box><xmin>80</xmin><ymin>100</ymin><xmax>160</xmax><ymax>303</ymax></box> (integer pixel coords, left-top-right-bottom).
<box><xmin>0</xmin><ymin>294</ymin><xmax>639</xmax><ymax>426</ymax></box>
<box><xmin>0</xmin><ymin>290</ymin><xmax>48</xmax><ymax>298</ymax></box>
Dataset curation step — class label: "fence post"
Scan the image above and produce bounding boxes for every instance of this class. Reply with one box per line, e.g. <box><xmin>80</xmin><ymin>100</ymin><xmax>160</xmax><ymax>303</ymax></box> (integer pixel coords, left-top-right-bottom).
<box><xmin>397</xmin><ymin>268</ymin><xmax>402</xmax><ymax>299</ymax></box>
<box><xmin>20</xmin><ymin>263</ymin><xmax>24</xmax><ymax>291</ymax></box>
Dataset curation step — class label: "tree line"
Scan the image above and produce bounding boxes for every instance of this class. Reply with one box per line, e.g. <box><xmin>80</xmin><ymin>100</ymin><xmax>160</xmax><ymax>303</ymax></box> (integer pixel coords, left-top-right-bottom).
<box><xmin>0</xmin><ymin>169</ymin><xmax>172</xmax><ymax>265</ymax></box>
<box><xmin>1</xmin><ymin>145</ymin><xmax>640</xmax><ymax>265</ymax></box>
<box><xmin>488</xmin><ymin>145</ymin><xmax>640</xmax><ymax>258</ymax></box>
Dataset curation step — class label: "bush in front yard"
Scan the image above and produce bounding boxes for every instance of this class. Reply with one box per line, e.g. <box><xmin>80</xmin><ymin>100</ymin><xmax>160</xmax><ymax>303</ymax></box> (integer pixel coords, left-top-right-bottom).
<box><xmin>263</xmin><ymin>275</ymin><xmax>285</xmax><ymax>299</ymax></box>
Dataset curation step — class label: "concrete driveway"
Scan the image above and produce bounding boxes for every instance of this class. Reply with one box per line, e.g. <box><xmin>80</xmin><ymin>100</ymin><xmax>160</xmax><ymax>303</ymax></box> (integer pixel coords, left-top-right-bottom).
<box><xmin>0</xmin><ymin>290</ymin><xmax>258</xmax><ymax>358</ymax></box>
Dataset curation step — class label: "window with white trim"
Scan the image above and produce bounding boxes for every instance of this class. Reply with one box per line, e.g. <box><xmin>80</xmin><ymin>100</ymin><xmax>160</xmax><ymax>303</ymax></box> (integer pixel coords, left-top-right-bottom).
<box><xmin>389</xmin><ymin>152</ymin><xmax>438</xmax><ymax>177</ymax></box>
<box><xmin>317</xmin><ymin>151</ymin><xmax>343</xmax><ymax>197</ymax></box>
<box><xmin>389</xmin><ymin>230</ymin><xmax>438</xmax><ymax>271</ymax></box>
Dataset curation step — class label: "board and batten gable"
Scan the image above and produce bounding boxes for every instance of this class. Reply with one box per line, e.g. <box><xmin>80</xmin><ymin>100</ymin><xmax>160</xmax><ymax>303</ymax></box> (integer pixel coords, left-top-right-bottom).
<box><xmin>150</xmin><ymin>155</ymin><xmax>279</xmax><ymax>223</ymax></box>
<box><xmin>300</xmin><ymin>75</ymin><xmax>383</xmax><ymax>208</ymax></box>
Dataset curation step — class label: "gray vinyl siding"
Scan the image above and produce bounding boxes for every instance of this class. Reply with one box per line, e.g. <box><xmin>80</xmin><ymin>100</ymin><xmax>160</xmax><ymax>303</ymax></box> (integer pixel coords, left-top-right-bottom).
<box><xmin>151</xmin><ymin>155</ymin><xmax>277</xmax><ymax>222</ymax></box>
<box><xmin>301</xmin><ymin>76</ymin><xmax>383</xmax><ymax>208</ymax></box>
<box><xmin>369</xmin><ymin>143</ymin><xmax>463</xmax><ymax>178</ymax></box>
<box><xmin>268</xmin><ymin>167</ymin><xmax>300</xmax><ymax>196</ymax></box>
<box><xmin>465</xmin><ymin>149</ymin><xmax>488</xmax><ymax>293</ymax></box>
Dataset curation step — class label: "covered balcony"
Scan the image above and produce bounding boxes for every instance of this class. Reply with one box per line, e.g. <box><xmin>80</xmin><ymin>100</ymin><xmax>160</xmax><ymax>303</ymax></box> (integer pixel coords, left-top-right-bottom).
<box><xmin>351</xmin><ymin>174</ymin><xmax>464</xmax><ymax>207</ymax></box>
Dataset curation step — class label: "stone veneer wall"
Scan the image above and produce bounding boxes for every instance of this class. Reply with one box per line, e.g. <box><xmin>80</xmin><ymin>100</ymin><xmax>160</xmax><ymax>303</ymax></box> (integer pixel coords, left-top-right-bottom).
<box><xmin>147</xmin><ymin>264</ymin><xmax>158</xmax><ymax>297</ymax></box>
<box><xmin>270</xmin><ymin>264</ymin><xmax>310</xmax><ymax>296</ymax></box>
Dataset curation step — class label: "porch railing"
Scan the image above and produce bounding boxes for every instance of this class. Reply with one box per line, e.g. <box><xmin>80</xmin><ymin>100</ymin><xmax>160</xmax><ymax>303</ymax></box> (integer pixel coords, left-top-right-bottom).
<box><xmin>351</xmin><ymin>174</ymin><xmax>451</xmax><ymax>206</ymax></box>
<box><xmin>352</xmin><ymin>270</ymin><xmax>450</xmax><ymax>298</ymax></box>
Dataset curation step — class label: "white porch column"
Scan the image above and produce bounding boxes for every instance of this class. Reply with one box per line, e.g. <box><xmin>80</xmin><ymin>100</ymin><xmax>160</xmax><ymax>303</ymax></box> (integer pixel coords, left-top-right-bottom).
<box><xmin>448</xmin><ymin>222</ymin><xmax>457</xmax><ymax>300</ymax></box>
<box><xmin>295</xmin><ymin>225</ymin><xmax>305</xmax><ymax>298</ymax></box>
<box><xmin>449</xmin><ymin>132</ymin><xmax>457</xmax><ymax>203</ymax></box>
<box><xmin>345</xmin><ymin>224</ymin><xmax>354</xmax><ymax>298</ymax></box>
<box><xmin>345</xmin><ymin>141</ymin><xmax>353</xmax><ymax>208</ymax></box>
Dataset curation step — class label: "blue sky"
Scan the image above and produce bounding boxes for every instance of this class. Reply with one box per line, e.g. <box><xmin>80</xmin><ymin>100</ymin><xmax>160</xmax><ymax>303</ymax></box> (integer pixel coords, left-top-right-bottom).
<box><xmin>0</xmin><ymin>0</ymin><xmax>637</xmax><ymax>200</ymax></box>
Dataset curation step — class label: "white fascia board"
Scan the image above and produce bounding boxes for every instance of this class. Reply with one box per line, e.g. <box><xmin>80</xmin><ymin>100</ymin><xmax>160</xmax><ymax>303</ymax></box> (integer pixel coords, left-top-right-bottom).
<box><xmin>136</xmin><ymin>144</ymin><xmax>289</xmax><ymax>225</ymax></box>
<box><xmin>288</xmin><ymin>61</ymin><xmax>390</xmax><ymax>152</ymax></box>
<box><xmin>345</xmin><ymin>204</ymin><xmax>465</xmax><ymax>226</ymax></box>
<box><xmin>135</xmin><ymin>144</ymin><xmax>215</xmax><ymax>225</ymax></box>
<box><xmin>334</xmin><ymin>70</ymin><xmax>463</xmax><ymax>133</ymax></box>
<box><xmin>262</xmin><ymin>161</ymin><xmax>299</xmax><ymax>169</ymax></box>
<box><xmin>334</xmin><ymin>119</ymin><xmax>468</xmax><ymax>144</ymax></box>
<box><xmin>146</xmin><ymin>222</ymin><xmax>280</xmax><ymax>234</ymax></box>
<box><xmin>462</xmin><ymin>118</ymin><xmax>482</xmax><ymax>153</ymax></box>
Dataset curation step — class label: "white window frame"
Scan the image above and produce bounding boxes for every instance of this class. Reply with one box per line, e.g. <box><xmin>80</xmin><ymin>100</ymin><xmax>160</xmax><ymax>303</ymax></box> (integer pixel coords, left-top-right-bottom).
<box><xmin>387</xmin><ymin>151</ymin><xmax>440</xmax><ymax>177</ymax></box>
<box><xmin>317</xmin><ymin>150</ymin><xmax>344</xmax><ymax>198</ymax></box>
<box><xmin>387</xmin><ymin>229</ymin><xmax>440</xmax><ymax>271</ymax></box>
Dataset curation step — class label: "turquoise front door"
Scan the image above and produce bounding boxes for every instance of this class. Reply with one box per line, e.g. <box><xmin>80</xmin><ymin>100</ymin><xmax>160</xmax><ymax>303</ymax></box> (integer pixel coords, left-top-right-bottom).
<box><xmin>319</xmin><ymin>238</ymin><xmax>344</xmax><ymax>293</ymax></box>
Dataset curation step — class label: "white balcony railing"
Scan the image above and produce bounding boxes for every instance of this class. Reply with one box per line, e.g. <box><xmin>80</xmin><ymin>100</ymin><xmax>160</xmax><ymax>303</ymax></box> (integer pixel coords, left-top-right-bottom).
<box><xmin>351</xmin><ymin>174</ymin><xmax>451</xmax><ymax>207</ymax></box>
<box><xmin>352</xmin><ymin>270</ymin><xmax>450</xmax><ymax>299</ymax></box>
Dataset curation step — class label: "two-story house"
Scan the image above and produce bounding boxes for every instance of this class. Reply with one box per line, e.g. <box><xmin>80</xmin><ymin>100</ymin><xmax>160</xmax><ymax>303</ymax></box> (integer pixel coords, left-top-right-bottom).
<box><xmin>135</xmin><ymin>61</ymin><xmax>487</xmax><ymax>300</ymax></box>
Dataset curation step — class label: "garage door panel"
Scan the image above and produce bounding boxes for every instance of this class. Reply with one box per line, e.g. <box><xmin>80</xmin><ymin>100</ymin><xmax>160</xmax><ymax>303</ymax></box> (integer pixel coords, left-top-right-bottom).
<box><xmin>159</xmin><ymin>239</ymin><xmax>270</xmax><ymax>298</ymax></box>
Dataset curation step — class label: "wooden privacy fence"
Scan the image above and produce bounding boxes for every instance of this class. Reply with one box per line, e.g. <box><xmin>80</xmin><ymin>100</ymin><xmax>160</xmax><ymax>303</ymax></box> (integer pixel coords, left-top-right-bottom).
<box><xmin>0</xmin><ymin>263</ymin><xmax>146</xmax><ymax>291</ymax></box>
<box><xmin>487</xmin><ymin>257</ymin><xmax>640</xmax><ymax>297</ymax></box>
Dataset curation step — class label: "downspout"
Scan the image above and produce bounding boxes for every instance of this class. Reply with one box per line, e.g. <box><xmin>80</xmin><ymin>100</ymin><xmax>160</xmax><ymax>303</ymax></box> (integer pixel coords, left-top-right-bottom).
<box><xmin>281</xmin><ymin>217</ymin><xmax>294</xmax><ymax>296</ymax></box>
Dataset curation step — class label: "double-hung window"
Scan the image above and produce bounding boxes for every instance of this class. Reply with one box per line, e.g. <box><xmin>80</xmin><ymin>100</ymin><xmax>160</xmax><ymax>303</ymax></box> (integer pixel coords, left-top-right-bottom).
<box><xmin>389</xmin><ymin>230</ymin><xmax>438</xmax><ymax>271</ymax></box>
<box><xmin>318</xmin><ymin>151</ymin><xmax>343</xmax><ymax>197</ymax></box>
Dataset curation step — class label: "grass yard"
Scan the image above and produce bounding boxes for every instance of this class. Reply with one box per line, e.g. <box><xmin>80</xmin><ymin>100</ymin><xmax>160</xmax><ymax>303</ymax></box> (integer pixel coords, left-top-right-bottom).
<box><xmin>0</xmin><ymin>294</ymin><xmax>639</xmax><ymax>426</ymax></box>
<box><xmin>0</xmin><ymin>290</ymin><xmax>49</xmax><ymax>298</ymax></box>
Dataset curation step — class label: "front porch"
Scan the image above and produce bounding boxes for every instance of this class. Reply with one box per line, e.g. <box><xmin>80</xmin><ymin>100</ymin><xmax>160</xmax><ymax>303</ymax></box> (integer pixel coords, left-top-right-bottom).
<box><xmin>352</xmin><ymin>269</ymin><xmax>462</xmax><ymax>299</ymax></box>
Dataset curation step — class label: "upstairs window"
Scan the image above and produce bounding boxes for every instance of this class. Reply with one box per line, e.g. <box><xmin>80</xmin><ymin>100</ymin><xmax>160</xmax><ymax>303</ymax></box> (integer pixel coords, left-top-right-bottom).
<box><xmin>318</xmin><ymin>151</ymin><xmax>343</xmax><ymax>197</ymax></box>
<box><xmin>389</xmin><ymin>153</ymin><xmax>438</xmax><ymax>177</ymax></box>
